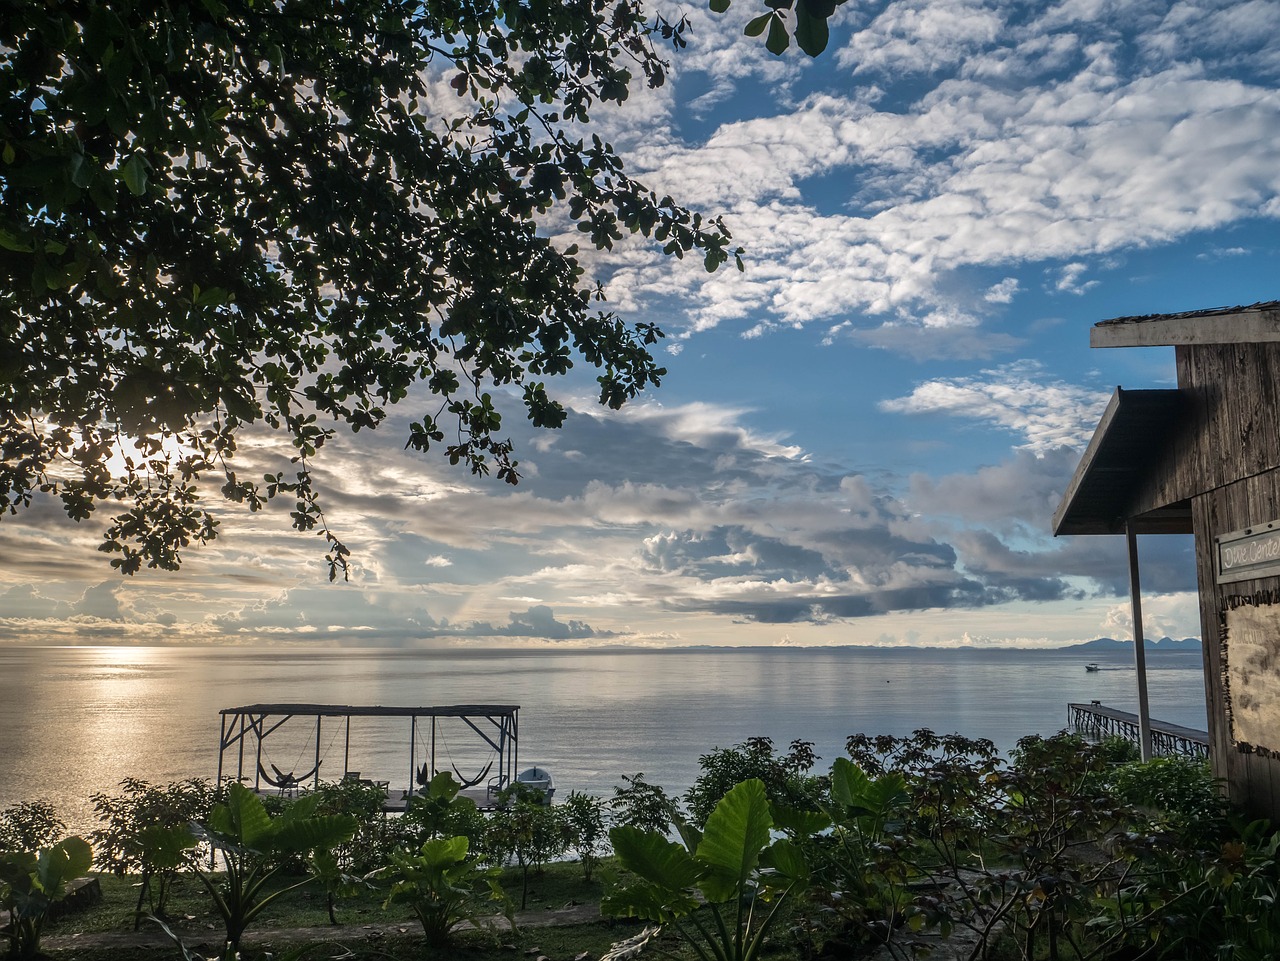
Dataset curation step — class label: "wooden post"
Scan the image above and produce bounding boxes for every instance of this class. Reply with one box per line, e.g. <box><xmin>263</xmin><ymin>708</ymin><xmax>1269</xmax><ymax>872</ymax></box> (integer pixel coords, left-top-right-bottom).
<box><xmin>314</xmin><ymin>716</ymin><xmax>322</xmax><ymax>790</ymax></box>
<box><xmin>1127</xmin><ymin>523</ymin><xmax>1154</xmax><ymax>761</ymax></box>
<box><xmin>217</xmin><ymin>713</ymin><xmax>226</xmax><ymax>788</ymax></box>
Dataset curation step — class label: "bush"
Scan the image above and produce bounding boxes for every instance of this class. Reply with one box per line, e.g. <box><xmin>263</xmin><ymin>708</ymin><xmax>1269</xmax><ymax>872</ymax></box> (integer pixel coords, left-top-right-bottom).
<box><xmin>89</xmin><ymin>777</ymin><xmax>216</xmax><ymax>924</ymax></box>
<box><xmin>1106</xmin><ymin>755</ymin><xmax>1229</xmax><ymax>845</ymax></box>
<box><xmin>610</xmin><ymin>773</ymin><xmax>676</xmax><ymax>834</ymax></box>
<box><xmin>684</xmin><ymin>737</ymin><xmax>822</xmax><ymax>827</ymax></box>
<box><xmin>0</xmin><ymin>802</ymin><xmax>64</xmax><ymax>853</ymax></box>
<box><xmin>0</xmin><ymin>836</ymin><xmax>92</xmax><ymax>960</ymax></box>
<box><xmin>561</xmin><ymin>791</ymin><xmax>608</xmax><ymax>881</ymax></box>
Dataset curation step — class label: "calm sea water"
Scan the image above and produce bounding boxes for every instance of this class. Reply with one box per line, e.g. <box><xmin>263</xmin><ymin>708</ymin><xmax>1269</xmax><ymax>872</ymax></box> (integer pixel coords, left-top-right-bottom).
<box><xmin>0</xmin><ymin>645</ymin><xmax>1208</xmax><ymax>834</ymax></box>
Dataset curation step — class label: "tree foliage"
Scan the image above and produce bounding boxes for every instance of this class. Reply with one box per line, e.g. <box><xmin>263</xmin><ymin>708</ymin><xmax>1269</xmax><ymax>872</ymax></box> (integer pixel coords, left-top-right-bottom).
<box><xmin>1</xmin><ymin>0</ymin><xmax>749</xmax><ymax>576</ymax></box>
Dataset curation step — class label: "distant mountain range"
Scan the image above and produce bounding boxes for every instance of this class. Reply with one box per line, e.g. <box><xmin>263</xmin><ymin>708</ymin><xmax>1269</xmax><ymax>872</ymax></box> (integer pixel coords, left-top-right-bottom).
<box><xmin>1060</xmin><ymin>636</ymin><xmax>1202</xmax><ymax>652</ymax></box>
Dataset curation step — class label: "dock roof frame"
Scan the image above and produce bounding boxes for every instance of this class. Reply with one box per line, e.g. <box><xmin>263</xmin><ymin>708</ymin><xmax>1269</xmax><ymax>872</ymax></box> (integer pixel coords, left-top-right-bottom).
<box><xmin>216</xmin><ymin>703</ymin><xmax>520</xmax><ymax>796</ymax></box>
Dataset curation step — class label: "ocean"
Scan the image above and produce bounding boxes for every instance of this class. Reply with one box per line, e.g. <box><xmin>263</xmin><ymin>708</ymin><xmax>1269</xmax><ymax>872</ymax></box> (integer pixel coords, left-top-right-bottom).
<box><xmin>0</xmin><ymin>645</ymin><xmax>1208</xmax><ymax>835</ymax></box>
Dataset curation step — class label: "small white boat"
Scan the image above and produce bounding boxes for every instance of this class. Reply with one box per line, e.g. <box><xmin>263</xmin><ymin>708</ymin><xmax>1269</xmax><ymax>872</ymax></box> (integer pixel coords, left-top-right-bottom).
<box><xmin>516</xmin><ymin>766</ymin><xmax>555</xmax><ymax>803</ymax></box>
<box><xmin>1085</xmin><ymin>662</ymin><xmax>1100</xmax><ymax>672</ymax></box>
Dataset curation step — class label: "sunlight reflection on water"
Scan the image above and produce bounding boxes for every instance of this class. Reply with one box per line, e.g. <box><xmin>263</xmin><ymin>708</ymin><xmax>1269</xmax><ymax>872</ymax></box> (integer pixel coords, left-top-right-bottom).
<box><xmin>0</xmin><ymin>646</ymin><xmax>1207</xmax><ymax>834</ymax></box>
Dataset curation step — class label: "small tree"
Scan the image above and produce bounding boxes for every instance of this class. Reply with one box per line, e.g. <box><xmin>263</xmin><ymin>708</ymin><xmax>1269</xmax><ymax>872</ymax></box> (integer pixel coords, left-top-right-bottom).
<box><xmin>562</xmin><ymin>792</ymin><xmax>608</xmax><ymax>882</ymax></box>
<box><xmin>685</xmin><ymin>737</ymin><xmax>822</xmax><ymax>827</ymax></box>
<box><xmin>488</xmin><ymin>788</ymin><xmax>569</xmax><ymax>909</ymax></box>
<box><xmin>90</xmin><ymin>777</ymin><xmax>216</xmax><ymax>927</ymax></box>
<box><xmin>0</xmin><ymin>802</ymin><xmax>64</xmax><ymax>853</ymax></box>
<box><xmin>611</xmin><ymin>773</ymin><xmax>677</xmax><ymax>834</ymax></box>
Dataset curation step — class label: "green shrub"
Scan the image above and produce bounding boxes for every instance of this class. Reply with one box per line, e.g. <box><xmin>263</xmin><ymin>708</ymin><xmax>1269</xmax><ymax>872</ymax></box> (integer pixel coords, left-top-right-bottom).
<box><xmin>89</xmin><ymin>777</ymin><xmax>217</xmax><ymax>925</ymax></box>
<box><xmin>384</xmin><ymin>836</ymin><xmax>506</xmax><ymax>948</ymax></box>
<box><xmin>610</xmin><ymin>773</ymin><xmax>676</xmax><ymax>834</ymax></box>
<box><xmin>1107</xmin><ymin>755</ymin><xmax>1227</xmax><ymax>843</ymax></box>
<box><xmin>562</xmin><ymin>791</ymin><xmax>608</xmax><ymax>881</ymax></box>
<box><xmin>684</xmin><ymin>737</ymin><xmax>823</xmax><ymax>828</ymax></box>
<box><xmin>0</xmin><ymin>802</ymin><xmax>64</xmax><ymax>853</ymax></box>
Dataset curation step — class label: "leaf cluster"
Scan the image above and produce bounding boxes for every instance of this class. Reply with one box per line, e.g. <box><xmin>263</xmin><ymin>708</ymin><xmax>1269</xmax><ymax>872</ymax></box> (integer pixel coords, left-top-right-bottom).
<box><xmin>0</xmin><ymin>0</ymin><xmax>741</xmax><ymax>576</ymax></box>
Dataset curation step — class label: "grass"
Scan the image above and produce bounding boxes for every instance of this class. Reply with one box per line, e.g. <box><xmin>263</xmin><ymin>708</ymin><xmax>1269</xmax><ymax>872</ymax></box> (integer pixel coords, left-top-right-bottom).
<box><xmin>38</xmin><ymin>859</ymin><xmax>666</xmax><ymax>961</ymax></box>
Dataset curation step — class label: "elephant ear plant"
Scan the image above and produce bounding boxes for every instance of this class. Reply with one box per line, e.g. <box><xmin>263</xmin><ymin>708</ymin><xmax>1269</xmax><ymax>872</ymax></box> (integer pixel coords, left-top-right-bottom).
<box><xmin>0</xmin><ymin>836</ymin><xmax>93</xmax><ymax>960</ymax></box>
<box><xmin>603</xmin><ymin>778</ymin><xmax>810</xmax><ymax>961</ymax></box>
<box><xmin>153</xmin><ymin>783</ymin><xmax>356</xmax><ymax>961</ymax></box>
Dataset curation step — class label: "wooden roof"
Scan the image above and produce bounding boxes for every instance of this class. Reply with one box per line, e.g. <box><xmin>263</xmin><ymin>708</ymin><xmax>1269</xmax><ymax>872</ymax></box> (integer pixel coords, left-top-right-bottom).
<box><xmin>1053</xmin><ymin>388</ymin><xmax>1192</xmax><ymax>536</ymax></box>
<box><xmin>219</xmin><ymin>704</ymin><xmax>519</xmax><ymax>717</ymax></box>
<box><xmin>1092</xmin><ymin>301</ymin><xmax>1280</xmax><ymax>348</ymax></box>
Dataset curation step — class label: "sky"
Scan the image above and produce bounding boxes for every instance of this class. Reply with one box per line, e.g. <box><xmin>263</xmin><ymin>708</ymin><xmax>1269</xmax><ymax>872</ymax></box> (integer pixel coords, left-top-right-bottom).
<box><xmin>3</xmin><ymin>0</ymin><xmax>1279</xmax><ymax>649</ymax></box>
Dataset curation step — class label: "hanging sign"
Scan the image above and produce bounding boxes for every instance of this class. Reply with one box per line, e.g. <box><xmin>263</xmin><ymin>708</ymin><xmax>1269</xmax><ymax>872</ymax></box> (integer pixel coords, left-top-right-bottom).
<box><xmin>1217</xmin><ymin>521</ymin><xmax>1280</xmax><ymax>584</ymax></box>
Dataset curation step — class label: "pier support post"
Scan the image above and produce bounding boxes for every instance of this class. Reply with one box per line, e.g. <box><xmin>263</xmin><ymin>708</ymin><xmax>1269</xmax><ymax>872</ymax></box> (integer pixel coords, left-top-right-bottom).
<box><xmin>1127</xmin><ymin>522</ymin><xmax>1153</xmax><ymax>761</ymax></box>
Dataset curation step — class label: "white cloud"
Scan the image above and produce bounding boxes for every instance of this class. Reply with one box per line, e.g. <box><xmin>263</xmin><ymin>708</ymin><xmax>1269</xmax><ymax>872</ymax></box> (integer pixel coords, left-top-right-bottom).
<box><xmin>984</xmin><ymin>277</ymin><xmax>1021</xmax><ymax>303</ymax></box>
<box><xmin>590</xmin><ymin>1</ymin><xmax>1280</xmax><ymax>350</ymax></box>
<box><xmin>879</xmin><ymin>362</ymin><xmax>1111</xmax><ymax>452</ymax></box>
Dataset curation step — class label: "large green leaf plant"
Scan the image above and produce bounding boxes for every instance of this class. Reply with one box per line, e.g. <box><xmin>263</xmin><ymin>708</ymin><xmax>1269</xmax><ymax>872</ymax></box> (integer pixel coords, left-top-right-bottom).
<box><xmin>0</xmin><ymin>836</ymin><xmax>93</xmax><ymax>960</ymax></box>
<box><xmin>603</xmin><ymin>778</ymin><xmax>809</xmax><ymax>961</ymax></box>
<box><xmin>157</xmin><ymin>783</ymin><xmax>356</xmax><ymax>960</ymax></box>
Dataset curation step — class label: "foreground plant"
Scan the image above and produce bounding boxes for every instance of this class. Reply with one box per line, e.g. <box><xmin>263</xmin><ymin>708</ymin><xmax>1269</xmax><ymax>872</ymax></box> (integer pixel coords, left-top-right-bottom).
<box><xmin>0</xmin><ymin>836</ymin><xmax>92</xmax><ymax>960</ymax></box>
<box><xmin>153</xmin><ymin>783</ymin><xmax>356</xmax><ymax>960</ymax></box>
<box><xmin>384</xmin><ymin>835</ymin><xmax>508</xmax><ymax>948</ymax></box>
<box><xmin>604</xmin><ymin>778</ymin><xmax>809</xmax><ymax>961</ymax></box>
<box><xmin>90</xmin><ymin>777</ymin><xmax>217</xmax><ymax>927</ymax></box>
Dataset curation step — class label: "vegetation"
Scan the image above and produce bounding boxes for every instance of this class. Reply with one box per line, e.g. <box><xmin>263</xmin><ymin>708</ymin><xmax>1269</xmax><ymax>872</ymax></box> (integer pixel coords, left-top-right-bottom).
<box><xmin>89</xmin><ymin>777</ymin><xmax>218</xmax><ymax>926</ymax></box>
<box><xmin>0</xmin><ymin>801</ymin><xmax>65</xmax><ymax>853</ymax></box>
<box><xmin>0</xmin><ymin>836</ymin><xmax>92</xmax><ymax>960</ymax></box>
<box><xmin>0</xmin><ymin>0</ymin><xmax>755</xmax><ymax>577</ymax></box>
<box><xmin>605</xmin><ymin>778</ymin><xmax>811</xmax><ymax>961</ymax></box>
<box><xmin>9</xmin><ymin>734</ymin><xmax>1280</xmax><ymax>961</ymax></box>
<box><xmin>168</xmin><ymin>782</ymin><xmax>358</xmax><ymax>959</ymax></box>
<box><xmin>383</xmin><ymin>835</ymin><xmax>506</xmax><ymax>948</ymax></box>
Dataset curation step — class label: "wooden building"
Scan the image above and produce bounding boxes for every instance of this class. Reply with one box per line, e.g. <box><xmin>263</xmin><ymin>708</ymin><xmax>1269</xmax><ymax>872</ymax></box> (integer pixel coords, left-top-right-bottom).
<box><xmin>1054</xmin><ymin>301</ymin><xmax>1280</xmax><ymax>818</ymax></box>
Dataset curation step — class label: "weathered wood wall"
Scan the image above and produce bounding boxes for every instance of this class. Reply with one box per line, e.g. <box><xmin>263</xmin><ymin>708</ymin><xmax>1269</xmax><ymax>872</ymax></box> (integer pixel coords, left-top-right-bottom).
<box><xmin>1179</xmin><ymin>341</ymin><xmax>1280</xmax><ymax>818</ymax></box>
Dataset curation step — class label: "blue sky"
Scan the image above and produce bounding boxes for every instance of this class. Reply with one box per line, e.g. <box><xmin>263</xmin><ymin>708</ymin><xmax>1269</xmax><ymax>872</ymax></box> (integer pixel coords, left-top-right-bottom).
<box><xmin>4</xmin><ymin>0</ymin><xmax>1279</xmax><ymax>648</ymax></box>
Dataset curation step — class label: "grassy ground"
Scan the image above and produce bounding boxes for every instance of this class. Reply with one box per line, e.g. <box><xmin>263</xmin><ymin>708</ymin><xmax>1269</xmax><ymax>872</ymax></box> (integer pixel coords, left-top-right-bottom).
<box><xmin>37</xmin><ymin>859</ymin><xmax>674</xmax><ymax>961</ymax></box>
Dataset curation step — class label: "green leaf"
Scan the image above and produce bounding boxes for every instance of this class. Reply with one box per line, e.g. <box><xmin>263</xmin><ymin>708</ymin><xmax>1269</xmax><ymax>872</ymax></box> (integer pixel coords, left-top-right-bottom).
<box><xmin>709</xmin><ymin>0</ymin><xmax>731</xmax><ymax>11</ymax></box>
<box><xmin>696</xmin><ymin>778</ymin><xmax>771</xmax><ymax>903</ymax></box>
<box><xmin>794</xmin><ymin>6</ymin><xmax>830</xmax><ymax>56</ymax></box>
<box><xmin>208</xmin><ymin>782</ymin><xmax>273</xmax><ymax>849</ymax></box>
<box><xmin>0</xmin><ymin>228</ymin><xmax>33</xmax><ymax>253</ymax></box>
<box><xmin>765</xmin><ymin>16</ymin><xmax>791</xmax><ymax>55</ymax></box>
<box><xmin>272</xmin><ymin>813</ymin><xmax>357</xmax><ymax>856</ymax></box>
<box><xmin>830</xmin><ymin>757</ymin><xmax>872</xmax><ymax>808</ymax></box>
<box><xmin>35</xmin><ymin>837</ymin><xmax>93</xmax><ymax>893</ymax></box>
<box><xmin>601</xmin><ymin>882</ymin><xmax>700</xmax><ymax>922</ymax></box>
<box><xmin>120</xmin><ymin>153</ymin><xmax>149</xmax><ymax>196</ymax></box>
<box><xmin>744</xmin><ymin>12</ymin><xmax>772</xmax><ymax>36</ymax></box>
<box><xmin>609</xmin><ymin>826</ymin><xmax>701</xmax><ymax>889</ymax></box>
<box><xmin>770</xmin><ymin>803</ymin><xmax>830</xmax><ymax>838</ymax></box>
<box><xmin>760</xmin><ymin>838</ymin><xmax>808</xmax><ymax>888</ymax></box>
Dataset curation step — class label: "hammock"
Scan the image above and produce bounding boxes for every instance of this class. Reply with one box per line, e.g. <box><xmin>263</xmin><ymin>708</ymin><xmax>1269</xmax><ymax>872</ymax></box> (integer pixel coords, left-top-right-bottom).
<box><xmin>258</xmin><ymin>759</ymin><xmax>321</xmax><ymax>793</ymax></box>
<box><xmin>450</xmin><ymin>759</ymin><xmax>494</xmax><ymax>789</ymax></box>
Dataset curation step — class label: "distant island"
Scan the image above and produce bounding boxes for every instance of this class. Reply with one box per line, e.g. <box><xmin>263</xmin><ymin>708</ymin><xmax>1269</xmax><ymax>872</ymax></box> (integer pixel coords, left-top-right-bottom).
<box><xmin>1058</xmin><ymin>636</ymin><xmax>1202</xmax><ymax>653</ymax></box>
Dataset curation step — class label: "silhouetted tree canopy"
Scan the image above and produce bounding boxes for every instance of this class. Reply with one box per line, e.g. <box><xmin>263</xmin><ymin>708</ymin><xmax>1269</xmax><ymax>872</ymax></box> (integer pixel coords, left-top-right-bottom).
<box><xmin>0</xmin><ymin>0</ymin><xmax>841</xmax><ymax>576</ymax></box>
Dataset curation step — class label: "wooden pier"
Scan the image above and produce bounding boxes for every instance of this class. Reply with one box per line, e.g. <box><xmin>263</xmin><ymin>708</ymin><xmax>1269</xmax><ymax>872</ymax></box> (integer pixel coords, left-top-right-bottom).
<box><xmin>1068</xmin><ymin>702</ymin><xmax>1209</xmax><ymax>758</ymax></box>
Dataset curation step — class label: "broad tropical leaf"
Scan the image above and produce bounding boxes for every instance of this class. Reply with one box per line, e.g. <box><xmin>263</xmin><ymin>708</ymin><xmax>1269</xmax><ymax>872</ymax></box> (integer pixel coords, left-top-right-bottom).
<box><xmin>760</xmin><ymin>839</ymin><xmax>809</xmax><ymax>889</ymax></box>
<box><xmin>208</xmin><ymin>783</ymin><xmax>273</xmax><ymax>849</ymax></box>
<box><xmin>601</xmin><ymin>882</ymin><xmax>701</xmax><ymax>922</ymax></box>
<box><xmin>610</xmin><ymin>826</ymin><xmax>702</xmax><ymax>889</ymax></box>
<box><xmin>696</xmin><ymin>778</ymin><xmax>772</xmax><ymax>903</ymax></box>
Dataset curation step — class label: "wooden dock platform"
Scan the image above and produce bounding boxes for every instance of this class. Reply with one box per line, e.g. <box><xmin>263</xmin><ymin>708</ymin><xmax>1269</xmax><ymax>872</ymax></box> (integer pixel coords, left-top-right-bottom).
<box><xmin>1068</xmin><ymin>702</ymin><xmax>1209</xmax><ymax>758</ymax></box>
